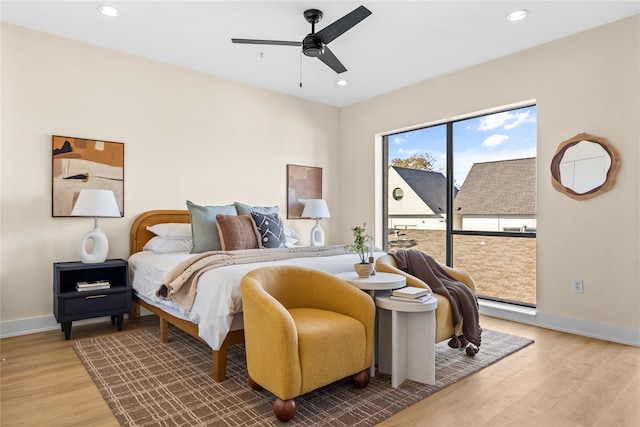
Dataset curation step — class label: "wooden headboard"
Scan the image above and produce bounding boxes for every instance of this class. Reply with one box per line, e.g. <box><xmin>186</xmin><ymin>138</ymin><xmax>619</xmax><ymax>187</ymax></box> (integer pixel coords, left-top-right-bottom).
<box><xmin>130</xmin><ymin>210</ymin><xmax>190</xmax><ymax>254</ymax></box>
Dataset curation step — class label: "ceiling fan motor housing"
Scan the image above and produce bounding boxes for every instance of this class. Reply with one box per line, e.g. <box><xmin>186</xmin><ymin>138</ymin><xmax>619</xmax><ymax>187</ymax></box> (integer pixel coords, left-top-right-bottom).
<box><xmin>303</xmin><ymin>35</ymin><xmax>324</xmax><ymax>57</ymax></box>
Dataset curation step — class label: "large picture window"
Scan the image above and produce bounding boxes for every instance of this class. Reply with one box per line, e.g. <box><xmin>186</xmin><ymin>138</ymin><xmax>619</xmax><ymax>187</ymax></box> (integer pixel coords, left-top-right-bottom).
<box><xmin>384</xmin><ymin>104</ymin><xmax>537</xmax><ymax>307</ymax></box>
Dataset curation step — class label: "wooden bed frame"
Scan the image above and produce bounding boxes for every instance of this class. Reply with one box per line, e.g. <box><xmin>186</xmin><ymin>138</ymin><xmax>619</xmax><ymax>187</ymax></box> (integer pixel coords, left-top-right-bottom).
<box><xmin>128</xmin><ymin>210</ymin><xmax>245</xmax><ymax>382</ymax></box>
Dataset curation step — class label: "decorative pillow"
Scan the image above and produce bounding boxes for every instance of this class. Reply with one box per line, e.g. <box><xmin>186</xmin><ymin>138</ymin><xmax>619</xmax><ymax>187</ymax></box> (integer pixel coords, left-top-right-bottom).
<box><xmin>283</xmin><ymin>224</ymin><xmax>300</xmax><ymax>247</ymax></box>
<box><xmin>146</xmin><ymin>223</ymin><xmax>192</xmax><ymax>239</ymax></box>
<box><xmin>186</xmin><ymin>200</ymin><xmax>237</xmax><ymax>253</ymax></box>
<box><xmin>234</xmin><ymin>201</ymin><xmax>279</xmax><ymax>216</ymax></box>
<box><xmin>143</xmin><ymin>236</ymin><xmax>193</xmax><ymax>253</ymax></box>
<box><xmin>251</xmin><ymin>212</ymin><xmax>287</xmax><ymax>249</ymax></box>
<box><xmin>216</xmin><ymin>214</ymin><xmax>261</xmax><ymax>251</ymax></box>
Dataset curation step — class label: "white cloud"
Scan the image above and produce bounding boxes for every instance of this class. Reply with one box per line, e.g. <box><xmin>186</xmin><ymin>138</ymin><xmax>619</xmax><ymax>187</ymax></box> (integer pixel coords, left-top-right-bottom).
<box><xmin>478</xmin><ymin>112</ymin><xmax>512</xmax><ymax>131</ymax></box>
<box><xmin>392</xmin><ymin>136</ymin><xmax>408</xmax><ymax>145</ymax></box>
<box><xmin>478</xmin><ymin>110</ymin><xmax>534</xmax><ymax>131</ymax></box>
<box><xmin>504</xmin><ymin>111</ymin><xmax>531</xmax><ymax>129</ymax></box>
<box><xmin>483</xmin><ymin>134</ymin><xmax>509</xmax><ymax>148</ymax></box>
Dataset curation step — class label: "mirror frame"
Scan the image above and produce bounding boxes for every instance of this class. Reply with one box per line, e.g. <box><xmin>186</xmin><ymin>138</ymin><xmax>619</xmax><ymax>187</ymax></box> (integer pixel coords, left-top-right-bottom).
<box><xmin>550</xmin><ymin>132</ymin><xmax>620</xmax><ymax>201</ymax></box>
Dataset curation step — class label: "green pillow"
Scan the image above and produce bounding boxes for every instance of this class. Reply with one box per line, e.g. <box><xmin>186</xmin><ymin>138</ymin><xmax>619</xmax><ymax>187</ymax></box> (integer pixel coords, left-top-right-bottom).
<box><xmin>186</xmin><ymin>200</ymin><xmax>237</xmax><ymax>253</ymax></box>
<box><xmin>234</xmin><ymin>201</ymin><xmax>279</xmax><ymax>216</ymax></box>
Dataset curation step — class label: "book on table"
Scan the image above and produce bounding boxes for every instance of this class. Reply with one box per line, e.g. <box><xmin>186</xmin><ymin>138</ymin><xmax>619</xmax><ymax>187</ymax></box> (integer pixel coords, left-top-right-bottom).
<box><xmin>389</xmin><ymin>294</ymin><xmax>432</xmax><ymax>304</ymax></box>
<box><xmin>392</xmin><ymin>286</ymin><xmax>429</xmax><ymax>299</ymax></box>
<box><xmin>76</xmin><ymin>280</ymin><xmax>111</xmax><ymax>291</ymax></box>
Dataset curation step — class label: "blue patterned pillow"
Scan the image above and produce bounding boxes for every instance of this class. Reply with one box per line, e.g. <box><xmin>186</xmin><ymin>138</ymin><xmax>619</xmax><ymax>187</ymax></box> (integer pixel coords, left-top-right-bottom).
<box><xmin>250</xmin><ymin>212</ymin><xmax>287</xmax><ymax>248</ymax></box>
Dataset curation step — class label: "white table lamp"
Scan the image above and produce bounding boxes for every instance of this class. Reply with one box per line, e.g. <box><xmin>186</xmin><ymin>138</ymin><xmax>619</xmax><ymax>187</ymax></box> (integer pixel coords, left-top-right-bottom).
<box><xmin>301</xmin><ymin>199</ymin><xmax>331</xmax><ymax>246</ymax></box>
<box><xmin>70</xmin><ymin>189</ymin><xmax>121</xmax><ymax>263</ymax></box>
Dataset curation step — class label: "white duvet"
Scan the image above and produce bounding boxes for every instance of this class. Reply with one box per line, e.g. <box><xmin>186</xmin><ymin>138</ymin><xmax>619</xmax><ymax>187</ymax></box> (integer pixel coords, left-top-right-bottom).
<box><xmin>128</xmin><ymin>250</ymin><xmax>386</xmax><ymax>350</ymax></box>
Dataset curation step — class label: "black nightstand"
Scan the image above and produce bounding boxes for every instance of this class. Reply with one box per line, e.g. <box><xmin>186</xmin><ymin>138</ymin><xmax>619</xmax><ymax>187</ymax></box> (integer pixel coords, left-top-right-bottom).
<box><xmin>53</xmin><ymin>259</ymin><xmax>131</xmax><ymax>340</ymax></box>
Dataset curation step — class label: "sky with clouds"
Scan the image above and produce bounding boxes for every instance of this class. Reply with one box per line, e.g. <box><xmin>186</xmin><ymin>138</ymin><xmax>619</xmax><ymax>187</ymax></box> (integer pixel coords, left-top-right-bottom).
<box><xmin>389</xmin><ymin>105</ymin><xmax>537</xmax><ymax>184</ymax></box>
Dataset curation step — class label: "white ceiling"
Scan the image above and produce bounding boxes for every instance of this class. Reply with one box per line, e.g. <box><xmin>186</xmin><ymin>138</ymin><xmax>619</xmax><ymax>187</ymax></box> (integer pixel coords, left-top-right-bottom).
<box><xmin>2</xmin><ymin>1</ymin><xmax>638</xmax><ymax>107</ymax></box>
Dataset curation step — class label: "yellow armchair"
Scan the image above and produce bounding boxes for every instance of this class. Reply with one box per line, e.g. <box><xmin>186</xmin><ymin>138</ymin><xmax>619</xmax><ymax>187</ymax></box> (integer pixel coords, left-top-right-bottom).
<box><xmin>375</xmin><ymin>254</ymin><xmax>476</xmax><ymax>343</ymax></box>
<box><xmin>240</xmin><ymin>266</ymin><xmax>375</xmax><ymax>422</ymax></box>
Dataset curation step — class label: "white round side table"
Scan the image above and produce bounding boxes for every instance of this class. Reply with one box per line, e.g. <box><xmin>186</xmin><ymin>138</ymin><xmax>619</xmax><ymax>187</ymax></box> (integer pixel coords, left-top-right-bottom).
<box><xmin>334</xmin><ymin>271</ymin><xmax>406</xmax><ymax>297</ymax></box>
<box><xmin>376</xmin><ymin>294</ymin><xmax>438</xmax><ymax>388</ymax></box>
<box><xmin>335</xmin><ymin>271</ymin><xmax>406</xmax><ymax>377</ymax></box>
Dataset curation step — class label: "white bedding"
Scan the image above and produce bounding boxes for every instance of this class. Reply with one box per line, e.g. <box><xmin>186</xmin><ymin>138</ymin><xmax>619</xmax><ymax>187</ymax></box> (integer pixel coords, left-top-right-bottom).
<box><xmin>129</xmin><ymin>250</ymin><xmax>386</xmax><ymax>350</ymax></box>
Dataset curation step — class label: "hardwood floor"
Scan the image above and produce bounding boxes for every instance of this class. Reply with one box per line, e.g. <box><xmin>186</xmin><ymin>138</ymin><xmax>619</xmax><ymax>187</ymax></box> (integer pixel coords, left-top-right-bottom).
<box><xmin>1</xmin><ymin>315</ymin><xmax>638</xmax><ymax>426</ymax></box>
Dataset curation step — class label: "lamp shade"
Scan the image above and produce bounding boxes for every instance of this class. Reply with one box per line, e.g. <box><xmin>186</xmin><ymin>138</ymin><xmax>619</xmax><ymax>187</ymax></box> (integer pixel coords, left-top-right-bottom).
<box><xmin>301</xmin><ymin>199</ymin><xmax>331</xmax><ymax>219</ymax></box>
<box><xmin>70</xmin><ymin>189</ymin><xmax>121</xmax><ymax>217</ymax></box>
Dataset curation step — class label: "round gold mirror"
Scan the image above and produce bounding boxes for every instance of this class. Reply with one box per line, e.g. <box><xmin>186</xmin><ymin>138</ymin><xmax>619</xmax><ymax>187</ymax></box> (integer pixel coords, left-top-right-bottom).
<box><xmin>551</xmin><ymin>133</ymin><xmax>620</xmax><ymax>200</ymax></box>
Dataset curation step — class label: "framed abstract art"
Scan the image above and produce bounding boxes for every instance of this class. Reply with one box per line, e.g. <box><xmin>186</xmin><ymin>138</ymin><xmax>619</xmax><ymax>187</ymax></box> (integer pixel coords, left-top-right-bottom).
<box><xmin>286</xmin><ymin>164</ymin><xmax>322</xmax><ymax>219</ymax></box>
<box><xmin>52</xmin><ymin>135</ymin><xmax>124</xmax><ymax>217</ymax></box>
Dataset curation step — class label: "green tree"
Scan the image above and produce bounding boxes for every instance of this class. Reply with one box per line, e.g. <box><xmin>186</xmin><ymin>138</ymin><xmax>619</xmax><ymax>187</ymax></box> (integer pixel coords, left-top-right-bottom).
<box><xmin>390</xmin><ymin>152</ymin><xmax>442</xmax><ymax>172</ymax></box>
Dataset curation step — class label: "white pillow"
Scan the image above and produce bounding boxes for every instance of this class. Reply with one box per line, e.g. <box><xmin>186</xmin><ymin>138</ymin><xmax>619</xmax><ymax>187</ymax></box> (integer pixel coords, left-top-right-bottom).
<box><xmin>146</xmin><ymin>223</ymin><xmax>192</xmax><ymax>239</ymax></box>
<box><xmin>143</xmin><ymin>236</ymin><xmax>193</xmax><ymax>253</ymax></box>
<box><xmin>283</xmin><ymin>224</ymin><xmax>299</xmax><ymax>247</ymax></box>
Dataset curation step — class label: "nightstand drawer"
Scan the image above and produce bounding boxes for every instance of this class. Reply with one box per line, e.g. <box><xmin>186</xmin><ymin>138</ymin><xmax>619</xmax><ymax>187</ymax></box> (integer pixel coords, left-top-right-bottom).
<box><xmin>62</xmin><ymin>289</ymin><xmax>130</xmax><ymax>317</ymax></box>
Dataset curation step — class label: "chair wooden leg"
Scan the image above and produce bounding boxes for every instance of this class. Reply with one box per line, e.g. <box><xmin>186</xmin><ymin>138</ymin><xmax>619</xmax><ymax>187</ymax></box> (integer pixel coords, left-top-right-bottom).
<box><xmin>273</xmin><ymin>398</ymin><xmax>296</xmax><ymax>422</ymax></box>
<box><xmin>351</xmin><ymin>369</ymin><xmax>370</xmax><ymax>389</ymax></box>
<box><xmin>248</xmin><ymin>375</ymin><xmax>263</xmax><ymax>391</ymax></box>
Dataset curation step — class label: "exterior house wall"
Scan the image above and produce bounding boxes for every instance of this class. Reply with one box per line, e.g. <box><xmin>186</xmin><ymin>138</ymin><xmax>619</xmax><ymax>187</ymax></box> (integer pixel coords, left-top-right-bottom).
<box><xmin>461</xmin><ymin>215</ymin><xmax>537</xmax><ymax>232</ymax></box>
<box><xmin>388</xmin><ymin>216</ymin><xmax>447</xmax><ymax>232</ymax></box>
<box><xmin>387</xmin><ymin>166</ymin><xmax>444</xmax><ymax>231</ymax></box>
<box><xmin>387</xmin><ymin>167</ymin><xmax>437</xmax><ymax>216</ymax></box>
<box><xmin>388</xmin><ymin>167</ymin><xmax>451</xmax><ymax>231</ymax></box>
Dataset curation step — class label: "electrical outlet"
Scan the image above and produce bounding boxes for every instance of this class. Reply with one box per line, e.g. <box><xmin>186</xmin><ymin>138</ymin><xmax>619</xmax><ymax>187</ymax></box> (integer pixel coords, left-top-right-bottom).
<box><xmin>572</xmin><ymin>279</ymin><xmax>584</xmax><ymax>294</ymax></box>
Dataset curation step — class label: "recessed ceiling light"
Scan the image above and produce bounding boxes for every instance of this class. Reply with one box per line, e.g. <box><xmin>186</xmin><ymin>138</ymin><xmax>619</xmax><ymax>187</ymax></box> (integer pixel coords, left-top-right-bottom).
<box><xmin>506</xmin><ymin>9</ymin><xmax>529</xmax><ymax>22</ymax></box>
<box><xmin>98</xmin><ymin>5</ymin><xmax>120</xmax><ymax>17</ymax></box>
<box><xmin>336</xmin><ymin>79</ymin><xmax>349</xmax><ymax>86</ymax></box>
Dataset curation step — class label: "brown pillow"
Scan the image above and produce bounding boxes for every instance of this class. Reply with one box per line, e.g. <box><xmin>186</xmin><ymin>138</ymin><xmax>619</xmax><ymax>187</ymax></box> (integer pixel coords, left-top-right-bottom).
<box><xmin>216</xmin><ymin>214</ymin><xmax>261</xmax><ymax>251</ymax></box>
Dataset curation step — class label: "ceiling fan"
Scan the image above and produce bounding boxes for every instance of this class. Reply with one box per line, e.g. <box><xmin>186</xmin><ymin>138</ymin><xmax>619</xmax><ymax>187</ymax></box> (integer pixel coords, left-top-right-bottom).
<box><xmin>231</xmin><ymin>5</ymin><xmax>372</xmax><ymax>74</ymax></box>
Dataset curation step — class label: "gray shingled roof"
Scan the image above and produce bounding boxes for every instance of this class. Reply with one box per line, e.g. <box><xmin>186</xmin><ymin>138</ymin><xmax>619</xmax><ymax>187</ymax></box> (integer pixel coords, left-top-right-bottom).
<box><xmin>453</xmin><ymin>157</ymin><xmax>536</xmax><ymax>215</ymax></box>
<box><xmin>392</xmin><ymin>166</ymin><xmax>455</xmax><ymax>214</ymax></box>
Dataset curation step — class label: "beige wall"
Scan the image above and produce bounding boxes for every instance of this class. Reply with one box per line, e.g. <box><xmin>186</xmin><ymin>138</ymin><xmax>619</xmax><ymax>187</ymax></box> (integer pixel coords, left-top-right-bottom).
<box><xmin>0</xmin><ymin>23</ymin><xmax>339</xmax><ymax>322</ymax></box>
<box><xmin>339</xmin><ymin>15</ymin><xmax>639</xmax><ymax>335</ymax></box>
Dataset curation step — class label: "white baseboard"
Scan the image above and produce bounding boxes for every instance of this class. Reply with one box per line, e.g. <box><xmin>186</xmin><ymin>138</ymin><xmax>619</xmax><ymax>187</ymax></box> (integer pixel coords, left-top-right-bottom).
<box><xmin>479</xmin><ymin>300</ymin><xmax>640</xmax><ymax>347</ymax></box>
<box><xmin>0</xmin><ymin>309</ymin><xmax>153</xmax><ymax>339</ymax></box>
<box><xmin>1</xmin><ymin>315</ymin><xmax>104</xmax><ymax>338</ymax></box>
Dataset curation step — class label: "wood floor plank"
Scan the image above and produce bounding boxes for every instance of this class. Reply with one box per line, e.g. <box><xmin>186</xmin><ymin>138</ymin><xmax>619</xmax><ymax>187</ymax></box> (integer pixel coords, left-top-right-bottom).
<box><xmin>1</xmin><ymin>315</ymin><xmax>638</xmax><ymax>426</ymax></box>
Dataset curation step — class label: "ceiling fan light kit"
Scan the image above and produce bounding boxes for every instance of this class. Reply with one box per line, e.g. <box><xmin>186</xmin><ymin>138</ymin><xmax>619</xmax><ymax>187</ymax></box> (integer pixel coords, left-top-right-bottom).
<box><xmin>232</xmin><ymin>5</ymin><xmax>372</xmax><ymax>75</ymax></box>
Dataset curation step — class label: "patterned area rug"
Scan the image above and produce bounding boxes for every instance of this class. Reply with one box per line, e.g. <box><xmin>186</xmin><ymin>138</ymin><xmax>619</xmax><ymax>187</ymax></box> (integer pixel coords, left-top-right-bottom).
<box><xmin>74</xmin><ymin>327</ymin><xmax>533</xmax><ymax>426</ymax></box>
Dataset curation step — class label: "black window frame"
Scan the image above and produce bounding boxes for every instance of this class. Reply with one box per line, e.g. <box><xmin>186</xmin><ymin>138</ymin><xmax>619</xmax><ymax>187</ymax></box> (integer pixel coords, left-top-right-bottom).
<box><xmin>382</xmin><ymin>103</ymin><xmax>537</xmax><ymax>307</ymax></box>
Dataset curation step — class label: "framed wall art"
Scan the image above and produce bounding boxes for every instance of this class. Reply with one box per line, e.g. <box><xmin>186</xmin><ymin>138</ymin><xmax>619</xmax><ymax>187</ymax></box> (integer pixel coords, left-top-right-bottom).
<box><xmin>286</xmin><ymin>164</ymin><xmax>322</xmax><ymax>219</ymax></box>
<box><xmin>52</xmin><ymin>135</ymin><xmax>124</xmax><ymax>217</ymax></box>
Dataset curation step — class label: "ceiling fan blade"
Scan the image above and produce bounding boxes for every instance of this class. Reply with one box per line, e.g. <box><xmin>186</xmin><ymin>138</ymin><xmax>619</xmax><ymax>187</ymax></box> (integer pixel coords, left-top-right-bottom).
<box><xmin>231</xmin><ymin>38</ymin><xmax>302</xmax><ymax>47</ymax></box>
<box><xmin>317</xmin><ymin>46</ymin><xmax>347</xmax><ymax>74</ymax></box>
<box><xmin>315</xmin><ymin>5</ymin><xmax>372</xmax><ymax>45</ymax></box>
